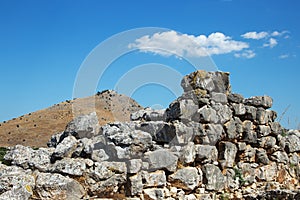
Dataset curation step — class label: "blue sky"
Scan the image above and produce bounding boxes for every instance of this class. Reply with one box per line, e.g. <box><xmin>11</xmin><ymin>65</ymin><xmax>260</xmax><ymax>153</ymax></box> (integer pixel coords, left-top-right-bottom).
<box><xmin>0</xmin><ymin>0</ymin><xmax>300</xmax><ymax>129</ymax></box>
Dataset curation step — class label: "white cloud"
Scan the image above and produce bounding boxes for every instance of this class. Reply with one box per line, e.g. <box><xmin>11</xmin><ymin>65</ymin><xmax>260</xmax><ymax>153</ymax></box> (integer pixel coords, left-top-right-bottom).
<box><xmin>128</xmin><ymin>31</ymin><xmax>249</xmax><ymax>58</ymax></box>
<box><xmin>263</xmin><ymin>38</ymin><xmax>278</xmax><ymax>48</ymax></box>
<box><xmin>234</xmin><ymin>50</ymin><xmax>256</xmax><ymax>59</ymax></box>
<box><xmin>278</xmin><ymin>54</ymin><xmax>289</xmax><ymax>59</ymax></box>
<box><xmin>241</xmin><ymin>31</ymin><xmax>268</xmax><ymax>40</ymax></box>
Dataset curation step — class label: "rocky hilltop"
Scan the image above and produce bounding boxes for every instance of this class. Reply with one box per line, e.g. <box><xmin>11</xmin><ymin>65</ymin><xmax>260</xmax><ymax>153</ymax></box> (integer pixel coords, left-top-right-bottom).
<box><xmin>0</xmin><ymin>90</ymin><xmax>142</xmax><ymax>147</ymax></box>
<box><xmin>0</xmin><ymin>70</ymin><xmax>299</xmax><ymax>200</ymax></box>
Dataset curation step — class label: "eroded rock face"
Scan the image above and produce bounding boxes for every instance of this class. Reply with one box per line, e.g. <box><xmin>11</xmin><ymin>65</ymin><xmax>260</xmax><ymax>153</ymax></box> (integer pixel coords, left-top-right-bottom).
<box><xmin>1</xmin><ymin>70</ymin><xmax>299</xmax><ymax>199</ymax></box>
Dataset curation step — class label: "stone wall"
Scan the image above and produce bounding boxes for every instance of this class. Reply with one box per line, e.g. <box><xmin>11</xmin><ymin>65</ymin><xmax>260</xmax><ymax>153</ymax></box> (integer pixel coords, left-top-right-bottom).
<box><xmin>0</xmin><ymin>70</ymin><xmax>299</xmax><ymax>200</ymax></box>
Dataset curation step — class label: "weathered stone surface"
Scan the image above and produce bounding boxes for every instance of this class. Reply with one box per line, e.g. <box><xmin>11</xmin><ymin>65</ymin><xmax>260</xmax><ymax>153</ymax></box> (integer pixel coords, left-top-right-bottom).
<box><xmin>35</xmin><ymin>172</ymin><xmax>85</xmax><ymax>199</ymax></box>
<box><xmin>243</xmin><ymin>106</ymin><xmax>257</xmax><ymax>121</ymax></box>
<box><xmin>52</xmin><ymin>135</ymin><xmax>78</xmax><ymax>159</ymax></box>
<box><xmin>127</xmin><ymin>159</ymin><xmax>143</xmax><ymax>174</ymax></box>
<box><xmin>202</xmin><ymin>164</ymin><xmax>225</xmax><ymax>191</ymax></box>
<box><xmin>218</xmin><ymin>142</ymin><xmax>237</xmax><ymax>168</ymax></box>
<box><xmin>143</xmin><ymin>188</ymin><xmax>165</xmax><ymax>200</ymax></box>
<box><xmin>51</xmin><ymin>158</ymin><xmax>86</xmax><ymax>176</ymax></box>
<box><xmin>212</xmin><ymin>103</ymin><xmax>232</xmax><ymax>124</ymax></box>
<box><xmin>257</xmin><ymin>125</ymin><xmax>271</xmax><ymax>137</ymax></box>
<box><xmin>4</xmin><ymin>145</ymin><xmax>54</xmax><ymax>172</ymax></box>
<box><xmin>47</xmin><ymin>131</ymin><xmax>63</xmax><ymax>148</ymax></box>
<box><xmin>181</xmin><ymin>70</ymin><xmax>231</xmax><ymax>94</ymax></box>
<box><xmin>131</xmin><ymin>108</ymin><xmax>166</xmax><ymax>122</ymax></box>
<box><xmin>144</xmin><ymin>149</ymin><xmax>178</xmax><ymax>172</ymax></box>
<box><xmin>239</xmin><ymin>145</ymin><xmax>256</xmax><ymax>162</ymax></box>
<box><xmin>256</xmin><ymin>162</ymin><xmax>277</xmax><ymax>181</ymax></box>
<box><xmin>281</xmin><ymin>130</ymin><xmax>300</xmax><ymax>153</ymax></box>
<box><xmin>270</xmin><ymin>151</ymin><xmax>289</xmax><ymax>164</ymax></box>
<box><xmin>258</xmin><ymin>136</ymin><xmax>276</xmax><ymax>149</ymax></box>
<box><xmin>143</xmin><ymin>170</ymin><xmax>166</xmax><ymax>187</ymax></box>
<box><xmin>128</xmin><ymin>173</ymin><xmax>143</xmax><ymax>196</ymax></box>
<box><xmin>237</xmin><ymin>162</ymin><xmax>256</xmax><ymax>185</ymax></box>
<box><xmin>168</xmin><ymin>167</ymin><xmax>202</xmax><ymax>190</ymax></box>
<box><xmin>197</xmin><ymin>106</ymin><xmax>218</xmax><ymax>124</ymax></box>
<box><xmin>195</xmin><ymin>145</ymin><xmax>218</xmax><ymax>164</ymax></box>
<box><xmin>228</xmin><ymin>93</ymin><xmax>244</xmax><ymax>103</ymax></box>
<box><xmin>167</xmin><ymin>99</ymin><xmax>199</xmax><ymax>122</ymax></box>
<box><xmin>242</xmin><ymin>121</ymin><xmax>257</xmax><ymax>144</ymax></box>
<box><xmin>256</xmin><ymin>108</ymin><xmax>276</xmax><ymax>125</ymax></box>
<box><xmin>180</xmin><ymin>142</ymin><xmax>196</xmax><ymax>164</ymax></box>
<box><xmin>244</xmin><ymin>95</ymin><xmax>273</xmax><ymax>109</ymax></box>
<box><xmin>201</xmin><ymin>124</ymin><xmax>224</xmax><ymax>145</ymax></box>
<box><xmin>64</xmin><ymin>112</ymin><xmax>99</xmax><ymax>139</ymax></box>
<box><xmin>256</xmin><ymin>148</ymin><xmax>270</xmax><ymax>165</ymax></box>
<box><xmin>0</xmin><ymin>164</ymin><xmax>35</xmax><ymax>199</ymax></box>
<box><xmin>232</xmin><ymin>103</ymin><xmax>246</xmax><ymax>115</ymax></box>
<box><xmin>211</xmin><ymin>92</ymin><xmax>227</xmax><ymax>104</ymax></box>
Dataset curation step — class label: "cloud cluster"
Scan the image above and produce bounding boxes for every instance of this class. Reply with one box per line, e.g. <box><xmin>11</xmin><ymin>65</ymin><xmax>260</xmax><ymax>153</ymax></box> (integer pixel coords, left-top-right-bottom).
<box><xmin>129</xmin><ymin>30</ymin><xmax>290</xmax><ymax>60</ymax></box>
<box><xmin>241</xmin><ymin>30</ymin><xmax>288</xmax><ymax>49</ymax></box>
<box><xmin>128</xmin><ymin>31</ymin><xmax>249</xmax><ymax>58</ymax></box>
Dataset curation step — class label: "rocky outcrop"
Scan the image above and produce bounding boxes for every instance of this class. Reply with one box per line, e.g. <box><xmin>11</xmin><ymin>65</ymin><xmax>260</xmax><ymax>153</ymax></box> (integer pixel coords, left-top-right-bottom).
<box><xmin>0</xmin><ymin>70</ymin><xmax>299</xmax><ymax>199</ymax></box>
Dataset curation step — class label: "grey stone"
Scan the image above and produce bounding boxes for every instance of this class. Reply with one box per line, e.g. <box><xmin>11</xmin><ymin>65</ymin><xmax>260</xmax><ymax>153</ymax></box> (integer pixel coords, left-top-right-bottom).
<box><xmin>91</xmin><ymin>149</ymin><xmax>110</xmax><ymax>162</ymax></box>
<box><xmin>257</xmin><ymin>125</ymin><xmax>271</xmax><ymax>137</ymax></box>
<box><xmin>256</xmin><ymin>108</ymin><xmax>276</xmax><ymax>125</ymax></box>
<box><xmin>256</xmin><ymin>148</ymin><xmax>270</xmax><ymax>165</ymax></box>
<box><xmin>211</xmin><ymin>92</ymin><xmax>227</xmax><ymax>104</ymax></box>
<box><xmin>180</xmin><ymin>142</ymin><xmax>196</xmax><ymax>164</ymax></box>
<box><xmin>283</xmin><ymin>130</ymin><xmax>300</xmax><ymax>153</ymax></box>
<box><xmin>256</xmin><ymin>162</ymin><xmax>277</xmax><ymax>181</ymax></box>
<box><xmin>128</xmin><ymin>173</ymin><xmax>143</xmax><ymax>196</ymax></box>
<box><xmin>127</xmin><ymin>159</ymin><xmax>143</xmax><ymax>174</ymax></box>
<box><xmin>202</xmin><ymin>164</ymin><xmax>225</xmax><ymax>191</ymax></box>
<box><xmin>242</xmin><ymin>120</ymin><xmax>257</xmax><ymax>144</ymax></box>
<box><xmin>143</xmin><ymin>188</ymin><xmax>165</xmax><ymax>200</ymax></box>
<box><xmin>167</xmin><ymin>99</ymin><xmax>199</xmax><ymax>122</ymax></box>
<box><xmin>232</xmin><ymin>103</ymin><xmax>246</xmax><ymax>115</ymax></box>
<box><xmin>51</xmin><ymin>158</ymin><xmax>86</xmax><ymax>176</ymax></box>
<box><xmin>0</xmin><ymin>164</ymin><xmax>35</xmax><ymax>198</ymax></box>
<box><xmin>239</xmin><ymin>145</ymin><xmax>256</xmax><ymax>162</ymax></box>
<box><xmin>243</xmin><ymin>106</ymin><xmax>257</xmax><ymax>121</ymax></box>
<box><xmin>258</xmin><ymin>136</ymin><xmax>277</xmax><ymax>149</ymax></box>
<box><xmin>218</xmin><ymin>142</ymin><xmax>237</xmax><ymax>168</ymax></box>
<box><xmin>237</xmin><ymin>162</ymin><xmax>256</xmax><ymax>185</ymax></box>
<box><xmin>35</xmin><ymin>172</ymin><xmax>85</xmax><ymax>199</ymax></box>
<box><xmin>181</xmin><ymin>70</ymin><xmax>231</xmax><ymax>93</ymax></box>
<box><xmin>52</xmin><ymin>135</ymin><xmax>78</xmax><ymax>159</ymax></box>
<box><xmin>143</xmin><ymin>170</ymin><xmax>167</xmax><ymax>187</ymax></box>
<box><xmin>197</xmin><ymin>106</ymin><xmax>218</xmax><ymax>124</ymax></box>
<box><xmin>270</xmin><ymin>151</ymin><xmax>289</xmax><ymax>164</ymax></box>
<box><xmin>144</xmin><ymin>149</ymin><xmax>178</xmax><ymax>172</ymax></box>
<box><xmin>47</xmin><ymin>131</ymin><xmax>63</xmax><ymax>148</ymax></box>
<box><xmin>168</xmin><ymin>167</ymin><xmax>202</xmax><ymax>190</ymax></box>
<box><xmin>202</xmin><ymin>124</ymin><xmax>224</xmax><ymax>145</ymax></box>
<box><xmin>131</xmin><ymin>108</ymin><xmax>166</xmax><ymax>121</ymax></box>
<box><xmin>212</xmin><ymin>103</ymin><xmax>232</xmax><ymax>124</ymax></box>
<box><xmin>270</xmin><ymin>121</ymin><xmax>282</xmax><ymax>135</ymax></box>
<box><xmin>244</xmin><ymin>95</ymin><xmax>273</xmax><ymax>109</ymax></box>
<box><xmin>228</xmin><ymin>93</ymin><xmax>244</xmax><ymax>103</ymax></box>
<box><xmin>4</xmin><ymin>145</ymin><xmax>54</xmax><ymax>172</ymax></box>
<box><xmin>64</xmin><ymin>112</ymin><xmax>99</xmax><ymax>139</ymax></box>
<box><xmin>195</xmin><ymin>145</ymin><xmax>218</xmax><ymax>164</ymax></box>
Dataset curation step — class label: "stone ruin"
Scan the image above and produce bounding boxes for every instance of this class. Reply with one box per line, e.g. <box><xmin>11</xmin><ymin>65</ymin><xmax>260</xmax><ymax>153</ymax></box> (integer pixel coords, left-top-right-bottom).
<box><xmin>0</xmin><ymin>70</ymin><xmax>299</xmax><ymax>199</ymax></box>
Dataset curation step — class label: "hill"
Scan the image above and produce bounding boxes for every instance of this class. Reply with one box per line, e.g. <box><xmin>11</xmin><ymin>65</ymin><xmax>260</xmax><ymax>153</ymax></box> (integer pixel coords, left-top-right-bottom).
<box><xmin>0</xmin><ymin>90</ymin><xmax>142</xmax><ymax>147</ymax></box>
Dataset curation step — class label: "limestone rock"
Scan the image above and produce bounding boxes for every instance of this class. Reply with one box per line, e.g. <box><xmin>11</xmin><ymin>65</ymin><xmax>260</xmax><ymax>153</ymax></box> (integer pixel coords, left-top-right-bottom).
<box><xmin>181</xmin><ymin>70</ymin><xmax>230</xmax><ymax>94</ymax></box>
<box><xmin>52</xmin><ymin>135</ymin><xmax>78</xmax><ymax>160</ymax></box>
<box><xmin>35</xmin><ymin>172</ymin><xmax>85</xmax><ymax>199</ymax></box>
<box><xmin>143</xmin><ymin>170</ymin><xmax>167</xmax><ymax>187</ymax></box>
<box><xmin>168</xmin><ymin>167</ymin><xmax>202</xmax><ymax>190</ymax></box>
<box><xmin>244</xmin><ymin>95</ymin><xmax>273</xmax><ymax>109</ymax></box>
<box><xmin>144</xmin><ymin>149</ymin><xmax>178</xmax><ymax>172</ymax></box>
<box><xmin>202</xmin><ymin>164</ymin><xmax>225</xmax><ymax>191</ymax></box>
<box><xmin>195</xmin><ymin>145</ymin><xmax>218</xmax><ymax>164</ymax></box>
<box><xmin>218</xmin><ymin>142</ymin><xmax>237</xmax><ymax>168</ymax></box>
<box><xmin>64</xmin><ymin>112</ymin><xmax>99</xmax><ymax>139</ymax></box>
<box><xmin>144</xmin><ymin>188</ymin><xmax>165</xmax><ymax>200</ymax></box>
<box><xmin>51</xmin><ymin>158</ymin><xmax>86</xmax><ymax>176</ymax></box>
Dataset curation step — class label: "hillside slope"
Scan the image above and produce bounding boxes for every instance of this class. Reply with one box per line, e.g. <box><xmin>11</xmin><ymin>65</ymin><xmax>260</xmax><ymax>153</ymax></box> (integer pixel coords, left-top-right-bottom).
<box><xmin>0</xmin><ymin>90</ymin><xmax>142</xmax><ymax>147</ymax></box>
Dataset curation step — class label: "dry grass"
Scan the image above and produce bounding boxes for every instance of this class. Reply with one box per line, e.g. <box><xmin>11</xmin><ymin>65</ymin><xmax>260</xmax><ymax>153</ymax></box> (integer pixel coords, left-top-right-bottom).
<box><xmin>0</xmin><ymin>91</ymin><xmax>142</xmax><ymax>147</ymax></box>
